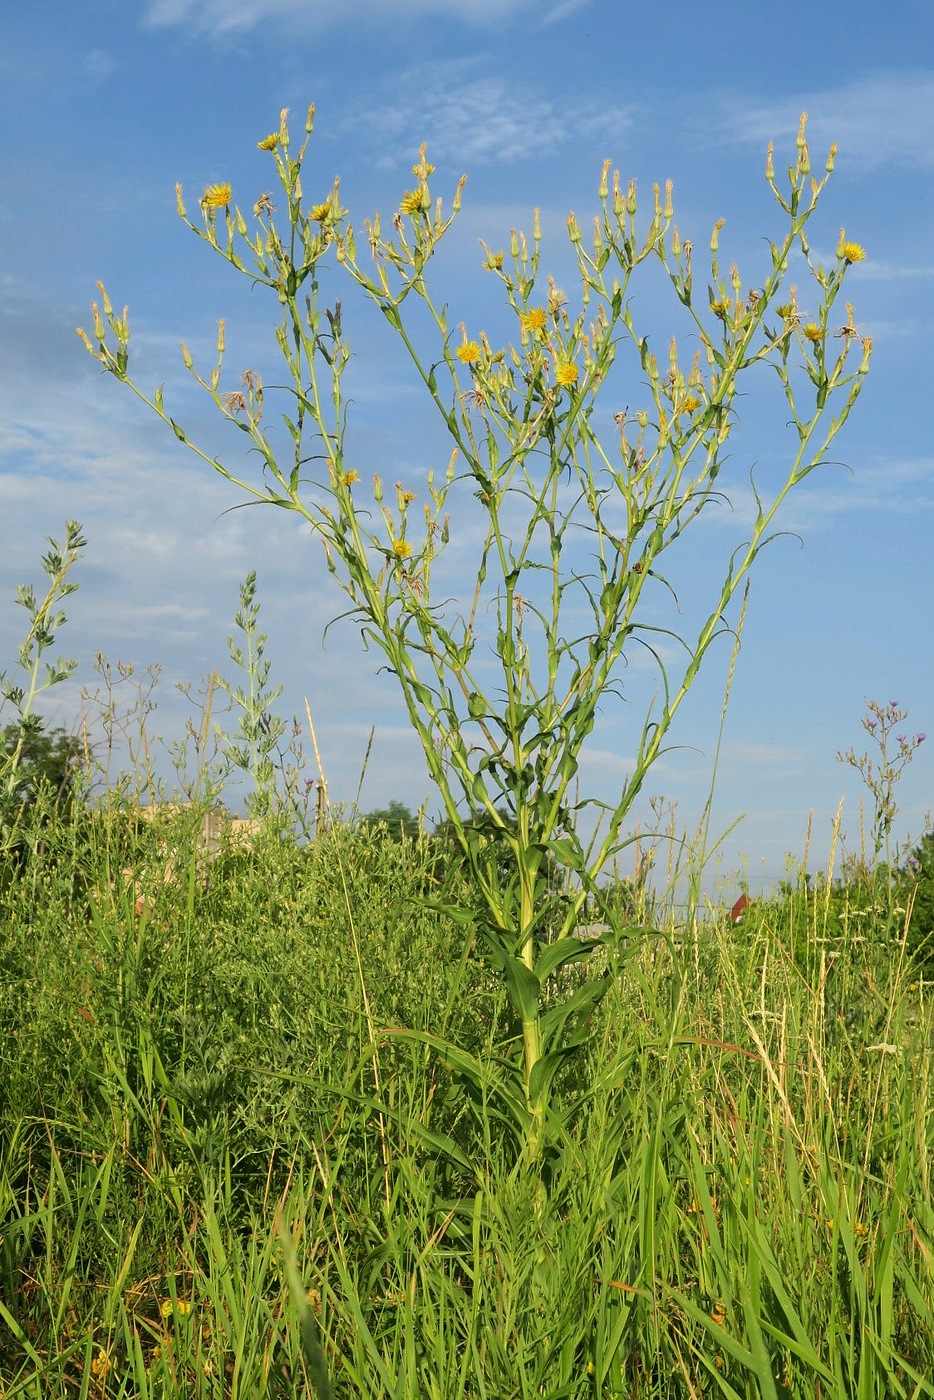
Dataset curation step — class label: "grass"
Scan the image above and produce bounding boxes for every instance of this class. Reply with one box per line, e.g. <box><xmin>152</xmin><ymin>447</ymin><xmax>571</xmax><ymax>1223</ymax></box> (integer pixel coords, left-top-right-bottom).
<box><xmin>1</xmin><ymin>795</ymin><xmax>933</xmax><ymax>1398</ymax></box>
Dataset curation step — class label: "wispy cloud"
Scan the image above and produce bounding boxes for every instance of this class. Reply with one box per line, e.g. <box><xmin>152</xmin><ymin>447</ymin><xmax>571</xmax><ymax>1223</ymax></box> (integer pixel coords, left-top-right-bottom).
<box><xmin>341</xmin><ymin>58</ymin><xmax>634</xmax><ymax>168</ymax></box>
<box><xmin>80</xmin><ymin>50</ymin><xmax>115</xmax><ymax>82</ymax></box>
<box><xmin>858</xmin><ymin>259</ymin><xmax>934</xmax><ymax>283</ymax></box>
<box><xmin>687</xmin><ymin>455</ymin><xmax>934</xmax><ymax>537</ymax></box>
<box><xmin>143</xmin><ymin>0</ymin><xmax>583</xmax><ymax>35</ymax></box>
<box><xmin>718</xmin><ymin>71</ymin><xmax>934</xmax><ymax>173</ymax></box>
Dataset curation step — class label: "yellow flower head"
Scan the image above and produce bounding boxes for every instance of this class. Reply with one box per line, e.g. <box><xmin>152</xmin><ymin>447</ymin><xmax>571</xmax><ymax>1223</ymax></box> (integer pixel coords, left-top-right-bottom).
<box><xmin>400</xmin><ymin>189</ymin><xmax>423</xmax><ymax>216</ymax></box>
<box><xmin>709</xmin><ymin>297</ymin><xmax>732</xmax><ymax>318</ymax></box>
<box><xmin>484</xmin><ymin>250</ymin><xmax>505</xmax><ymax>271</ymax></box>
<box><xmin>412</xmin><ymin>159</ymin><xmax>435</xmax><ymax>177</ymax></box>
<box><xmin>841</xmin><ymin>241</ymin><xmax>866</xmax><ymax>264</ymax></box>
<box><xmin>342</xmin><ymin>469</ymin><xmax>359</xmax><ymax>487</ymax></box>
<box><xmin>92</xmin><ymin>1349</ymin><xmax>112</xmax><ymax>1377</ymax></box>
<box><xmin>202</xmin><ymin>183</ymin><xmax>231</xmax><ymax>211</ymax></box>
<box><xmin>519</xmin><ymin>307</ymin><xmax>548</xmax><ymax>335</ymax></box>
<box><xmin>555</xmin><ymin>360</ymin><xmax>579</xmax><ymax>388</ymax></box>
<box><xmin>455</xmin><ymin>340</ymin><xmax>481</xmax><ymax>365</ymax></box>
<box><xmin>161</xmin><ymin>1297</ymin><xmax>192</xmax><ymax>1319</ymax></box>
<box><xmin>681</xmin><ymin>395</ymin><xmax>701</xmax><ymax>414</ymax></box>
<box><xmin>392</xmin><ymin>538</ymin><xmax>412</xmax><ymax>560</ymax></box>
<box><xmin>257</xmin><ymin>133</ymin><xmax>279</xmax><ymax>151</ymax></box>
<box><xmin>311</xmin><ymin>201</ymin><xmax>334</xmax><ymax>223</ymax></box>
<box><xmin>803</xmin><ymin>322</ymin><xmax>823</xmax><ymax>344</ymax></box>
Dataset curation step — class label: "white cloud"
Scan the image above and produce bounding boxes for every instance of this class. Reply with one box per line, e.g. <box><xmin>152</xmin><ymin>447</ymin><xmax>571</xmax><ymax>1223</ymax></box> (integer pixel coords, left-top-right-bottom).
<box><xmin>858</xmin><ymin>259</ymin><xmax>934</xmax><ymax>283</ymax></box>
<box><xmin>341</xmin><ymin>58</ymin><xmax>634</xmax><ymax>168</ymax></box>
<box><xmin>80</xmin><ymin>50</ymin><xmax>115</xmax><ymax>81</ymax></box>
<box><xmin>720</xmin><ymin>72</ymin><xmax>934</xmax><ymax>173</ymax></box>
<box><xmin>542</xmin><ymin>0</ymin><xmax>589</xmax><ymax>21</ymax></box>
<box><xmin>143</xmin><ymin>0</ymin><xmax>569</xmax><ymax>35</ymax></box>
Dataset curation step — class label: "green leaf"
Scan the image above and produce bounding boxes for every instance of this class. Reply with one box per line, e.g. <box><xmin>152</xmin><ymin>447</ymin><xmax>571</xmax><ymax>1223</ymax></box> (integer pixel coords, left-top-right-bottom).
<box><xmin>496</xmin><ymin>953</ymin><xmax>541</xmax><ymax>1023</ymax></box>
<box><xmin>539</xmin><ymin>976</ymin><xmax>607</xmax><ymax>1045</ymax></box>
<box><xmin>528</xmin><ymin>1045</ymin><xmax>578</xmax><ymax>1110</ymax></box>
<box><xmin>533</xmin><ymin>936</ymin><xmax>595</xmax><ymax>983</ymax></box>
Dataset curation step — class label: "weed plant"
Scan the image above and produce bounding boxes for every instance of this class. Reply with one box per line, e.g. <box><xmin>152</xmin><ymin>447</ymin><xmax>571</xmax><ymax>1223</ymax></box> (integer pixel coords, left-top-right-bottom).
<box><xmin>83</xmin><ymin>109</ymin><xmax>872</xmax><ymax>1154</ymax></box>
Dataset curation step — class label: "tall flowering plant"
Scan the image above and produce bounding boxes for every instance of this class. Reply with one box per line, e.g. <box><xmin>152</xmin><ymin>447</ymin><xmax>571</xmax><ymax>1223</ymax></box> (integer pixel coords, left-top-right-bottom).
<box><xmin>82</xmin><ymin>108</ymin><xmax>870</xmax><ymax>1159</ymax></box>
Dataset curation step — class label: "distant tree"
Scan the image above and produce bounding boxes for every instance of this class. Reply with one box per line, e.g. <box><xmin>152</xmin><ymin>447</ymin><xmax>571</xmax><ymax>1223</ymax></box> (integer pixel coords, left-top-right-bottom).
<box><xmin>432</xmin><ymin>806</ymin><xmax>570</xmax><ymax>939</ymax></box>
<box><xmin>359</xmin><ymin>799</ymin><xmax>421</xmax><ymax>843</ymax></box>
<box><xmin>1</xmin><ymin>719</ymin><xmax>83</xmax><ymax>811</ymax></box>
<box><xmin>901</xmin><ymin>832</ymin><xmax>934</xmax><ymax>962</ymax></box>
<box><xmin>1</xmin><ymin>719</ymin><xmax>86</xmax><ymax>873</ymax></box>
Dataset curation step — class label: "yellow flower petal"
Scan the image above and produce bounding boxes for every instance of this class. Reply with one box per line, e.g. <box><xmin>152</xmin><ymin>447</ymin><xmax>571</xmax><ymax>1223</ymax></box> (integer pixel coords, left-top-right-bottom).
<box><xmin>455</xmin><ymin>340</ymin><xmax>481</xmax><ymax>365</ymax></box>
<box><xmin>202</xmin><ymin>183</ymin><xmax>231</xmax><ymax>210</ymax></box>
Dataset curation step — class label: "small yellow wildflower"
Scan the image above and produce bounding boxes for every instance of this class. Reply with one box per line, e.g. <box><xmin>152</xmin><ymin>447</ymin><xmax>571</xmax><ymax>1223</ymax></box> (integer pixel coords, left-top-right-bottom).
<box><xmin>342</xmin><ymin>469</ymin><xmax>359</xmax><ymax>487</ymax></box>
<box><xmin>710</xmin><ymin>1302</ymin><xmax>727</xmax><ymax>1325</ymax></box>
<box><xmin>91</xmin><ymin>1349</ymin><xmax>112</xmax><ymax>1378</ymax></box>
<box><xmin>555</xmin><ymin>360</ymin><xmax>579</xmax><ymax>388</ymax></box>
<box><xmin>455</xmin><ymin>340</ymin><xmax>481</xmax><ymax>365</ymax></box>
<box><xmin>202</xmin><ymin>183</ymin><xmax>231</xmax><ymax>211</ymax></box>
<box><xmin>257</xmin><ymin>133</ymin><xmax>279</xmax><ymax>151</ymax></box>
<box><xmin>400</xmin><ymin>189</ymin><xmax>423</xmax><ymax>216</ymax></box>
<box><xmin>519</xmin><ymin>307</ymin><xmax>548</xmax><ymax>335</ymax></box>
<box><xmin>841</xmin><ymin>241</ymin><xmax>866</xmax><ymax>264</ymax></box>
<box><xmin>412</xmin><ymin>159</ymin><xmax>435</xmax><ymax>176</ymax></box>
<box><xmin>484</xmin><ymin>250</ymin><xmax>505</xmax><ymax>271</ymax></box>
<box><xmin>161</xmin><ymin>1297</ymin><xmax>191</xmax><ymax>1319</ymax></box>
<box><xmin>392</xmin><ymin>539</ymin><xmax>412</xmax><ymax>560</ymax></box>
<box><xmin>854</xmin><ymin>1220</ymin><xmax>869</xmax><ymax>1238</ymax></box>
<box><xmin>803</xmin><ymin>322</ymin><xmax>823</xmax><ymax>344</ymax></box>
<box><xmin>710</xmin><ymin>298</ymin><xmax>732</xmax><ymax>318</ymax></box>
<box><xmin>402</xmin><ymin>490</ymin><xmax>416</xmax><ymax>503</ymax></box>
<box><xmin>311</xmin><ymin>201</ymin><xmax>333</xmax><ymax>223</ymax></box>
<box><xmin>681</xmin><ymin>396</ymin><xmax>701</xmax><ymax>413</ymax></box>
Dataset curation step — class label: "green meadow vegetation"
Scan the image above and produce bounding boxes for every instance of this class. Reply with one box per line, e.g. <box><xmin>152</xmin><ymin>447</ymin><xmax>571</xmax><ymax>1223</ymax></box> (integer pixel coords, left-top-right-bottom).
<box><xmin>1</xmin><ymin>688</ymin><xmax>933</xmax><ymax>1399</ymax></box>
<box><xmin>2</xmin><ymin>109</ymin><xmax>932</xmax><ymax>1396</ymax></box>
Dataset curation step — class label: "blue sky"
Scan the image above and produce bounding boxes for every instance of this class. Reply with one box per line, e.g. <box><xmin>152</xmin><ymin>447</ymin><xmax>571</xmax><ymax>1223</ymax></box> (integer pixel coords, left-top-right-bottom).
<box><xmin>2</xmin><ymin>0</ymin><xmax>932</xmax><ymax>896</ymax></box>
